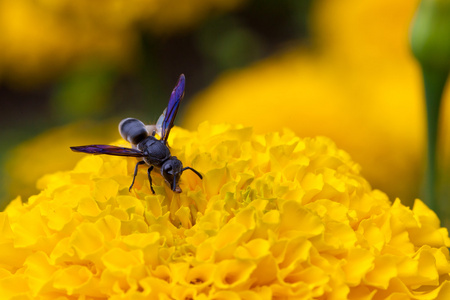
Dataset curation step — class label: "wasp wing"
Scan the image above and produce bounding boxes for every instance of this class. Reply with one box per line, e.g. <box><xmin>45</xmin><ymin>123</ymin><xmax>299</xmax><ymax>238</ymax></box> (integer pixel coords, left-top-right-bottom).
<box><xmin>160</xmin><ymin>74</ymin><xmax>185</xmax><ymax>143</ymax></box>
<box><xmin>154</xmin><ymin>107</ymin><xmax>166</xmax><ymax>139</ymax></box>
<box><xmin>71</xmin><ymin>145</ymin><xmax>145</xmax><ymax>157</ymax></box>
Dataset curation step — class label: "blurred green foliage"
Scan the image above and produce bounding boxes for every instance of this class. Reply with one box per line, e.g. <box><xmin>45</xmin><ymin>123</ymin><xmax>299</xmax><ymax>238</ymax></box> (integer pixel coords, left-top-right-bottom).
<box><xmin>51</xmin><ymin>61</ymin><xmax>119</xmax><ymax>122</ymax></box>
<box><xmin>410</xmin><ymin>0</ymin><xmax>450</xmax><ymax>222</ymax></box>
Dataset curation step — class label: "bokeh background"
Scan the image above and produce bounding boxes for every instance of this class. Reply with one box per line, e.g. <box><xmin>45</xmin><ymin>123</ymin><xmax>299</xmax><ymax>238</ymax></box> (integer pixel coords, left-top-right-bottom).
<box><xmin>0</xmin><ymin>0</ymin><xmax>449</xmax><ymax>210</ymax></box>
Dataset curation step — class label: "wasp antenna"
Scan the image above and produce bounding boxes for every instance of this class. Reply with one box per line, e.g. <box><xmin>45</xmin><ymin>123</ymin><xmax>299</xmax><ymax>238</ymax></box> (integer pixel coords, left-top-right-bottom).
<box><xmin>182</xmin><ymin>167</ymin><xmax>203</xmax><ymax>179</ymax></box>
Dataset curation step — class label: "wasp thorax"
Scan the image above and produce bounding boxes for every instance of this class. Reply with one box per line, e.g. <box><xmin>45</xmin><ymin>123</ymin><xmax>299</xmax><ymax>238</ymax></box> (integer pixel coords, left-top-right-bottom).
<box><xmin>119</xmin><ymin>118</ymin><xmax>148</xmax><ymax>145</ymax></box>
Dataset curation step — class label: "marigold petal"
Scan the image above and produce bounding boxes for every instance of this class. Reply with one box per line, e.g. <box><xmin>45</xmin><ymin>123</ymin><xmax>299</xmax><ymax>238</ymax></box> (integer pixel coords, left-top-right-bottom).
<box><xmin>10</xmin><ymin>208</ymin><xmax>50</xmax><ymax>248</ymax></box>
<box><xmin>102</xmin><ymin>248</ymin><xmax>144</xmax><ymax>272</ymax></box>
<box><xmin>78</xmin><ymin>196</ymin><xmax>103</xmax><ymax>217</ymax></box>
<box><xmin>93</xmin><ymin>178</ymin><xmax>119</xmax><ymax>203</ymax></box>
<box><xmin>343</xmin><ymin>248</ymin><xmax>374</xmax><ymax>285</ymax></box>
<box><xmin>0</xmin><ymin>213</ymin><xmax>32</xmax><ymax>270</ymax></box>
<box><xmin>175</xmin><ymin>206</ymin><xmax>192</xmax><ymax>228</ymax></box>
<box><xmin>235</xmin><ymin>239</ymin><xmax>271</xmax><ymax>260</ymax></box>
<box><xmin>215</xmin><ymin>259</ymin><xmax>256</xmax><ymax>289</ymax></box>
<box><xmin>214</xmin><ymin>222</ymin><xmax>249</xmax><ymax>260</ymax></box>
<box><xmin>185</xmin><ymin>263</ymin><xmax>216</xmax><ymax>286</ymax></box>
<box><xmin>23</xmin><ymin>251</ymin><xmax>56</xmax><ymax>295</ymax></box>
<box><xmin>279</xmin><ymin>200</ymin><xmax>324</xmax><ymax>239</ymax></box>
<box><xmin>40</xmin><ymin>202</ymin><xmax>73</xmax><ymax>231</ymax></box>
<box><xmin>250</xmin><ymin>255</ymin><xmax>278</xmax><ymax>286</ymax></box>
<box><xmin>204</xmin><ymin>167</ymin><xmax>229</xmax><ymax>197</ymax></box>
<box><xmin>409</xmin><ymin>200</ymin><xmax>450</xmax><ymax>247</ymax></box>
<box><xmin>0</xmin><ymin>274</ymin><xmax>31</xmax><ymax>299</ymax></box>
<box><xmin>53</xmin><ymin>265</ymin><xmax>94</xmax><ymax>295</ymax></box>
<box><xmin>364</xmin><ymin>255</ymin><xmax>397</xmax><ymax>289</ymax></box>
<box><xmin>70</xmin><ymin>223</ymin><xmax>104</xmax><ymax>259</ymax></box>
<box><xmin>323</xmin><ymin>221</ymin><xmax>357</xmax><ymax>250</ymax></box>
<box><xmin>397</xmin><ymin>247</ymin><xmax>440</xmax><ymax>286</ymax></box>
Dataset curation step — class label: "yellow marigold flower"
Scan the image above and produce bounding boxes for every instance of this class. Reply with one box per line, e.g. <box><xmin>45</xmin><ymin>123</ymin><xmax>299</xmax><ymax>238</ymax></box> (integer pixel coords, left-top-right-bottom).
<box><xmin>1</xmin><ymin>123</ymin><xmax>450</xmax><ymax>299</ymax></box>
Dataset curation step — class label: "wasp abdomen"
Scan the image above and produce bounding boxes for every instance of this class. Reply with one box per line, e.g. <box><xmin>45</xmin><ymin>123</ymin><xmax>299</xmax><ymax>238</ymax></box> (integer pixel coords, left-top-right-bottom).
<box><xmin>119</xmin><ymin>118</ymin><xmax>148</xmax><ymax>145</ymax></box>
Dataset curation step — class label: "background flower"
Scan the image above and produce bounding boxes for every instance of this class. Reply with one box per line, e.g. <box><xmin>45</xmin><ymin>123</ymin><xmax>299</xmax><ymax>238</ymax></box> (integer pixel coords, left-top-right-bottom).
<box><xmin>0</xmin><ymin>0</ymin><xmax>246</xmax><ymax>84</ymax></box>
<box><xmin>1</xmin><ymin>123</ymin><xmax>449</xmax><ymax>299</ymax></box>
<box><xmin>2</xmin><ymin>120</ymin><xmax>119</xmax><ymax>209</ymax></box>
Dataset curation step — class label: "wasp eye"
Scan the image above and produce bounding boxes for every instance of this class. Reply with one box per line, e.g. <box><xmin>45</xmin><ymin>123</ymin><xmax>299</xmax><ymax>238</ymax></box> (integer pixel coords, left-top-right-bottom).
<box><xmin>163</xmin><ymin>164</ymin><xmax>173</xmax><ymax>175</ymax></box>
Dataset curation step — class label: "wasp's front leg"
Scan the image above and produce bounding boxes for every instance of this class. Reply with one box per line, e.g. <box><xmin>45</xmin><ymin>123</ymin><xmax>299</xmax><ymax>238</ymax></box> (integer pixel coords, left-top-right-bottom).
<box><xmin>147</xmin><ymin>166</ymin><xmax>155</xmax><ymax>194</ymax></box>
<box><xmin>129</xmin><ymin>161</ymin><xmax>146</xmax><ymax>191</ymax></box>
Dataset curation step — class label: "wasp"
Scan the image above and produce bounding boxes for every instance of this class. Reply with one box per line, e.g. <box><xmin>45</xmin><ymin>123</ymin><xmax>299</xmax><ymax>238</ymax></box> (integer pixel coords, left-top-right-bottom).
<box><xmin>71</xmin><ymin>74</ymin><xmax>202</xmax><ymax>193</ymax></box>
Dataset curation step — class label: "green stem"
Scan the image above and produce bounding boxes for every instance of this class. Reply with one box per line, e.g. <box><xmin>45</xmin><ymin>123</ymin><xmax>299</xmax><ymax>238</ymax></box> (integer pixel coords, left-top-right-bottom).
<box><xmin>422</xmin><ymin>65</ymin><xmax>448</xmax><ymax>214</ymax></box>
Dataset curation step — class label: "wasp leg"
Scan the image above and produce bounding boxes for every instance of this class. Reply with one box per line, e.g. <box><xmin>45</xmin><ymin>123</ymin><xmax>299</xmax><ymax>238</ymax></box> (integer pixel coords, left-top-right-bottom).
<box><xmin>182</xmin><ymin>167</ymin><xmax>203</xmax><ymax>179</ymax></box>
<box><xmin>147</xmin><ymin>166</ymin><xmax>155</xmax><ymax>194</ymax></box>
<box><xmin>130</xmin><ymin>161</ymin><xmax>146</xmax><ymax>191</ymax></box>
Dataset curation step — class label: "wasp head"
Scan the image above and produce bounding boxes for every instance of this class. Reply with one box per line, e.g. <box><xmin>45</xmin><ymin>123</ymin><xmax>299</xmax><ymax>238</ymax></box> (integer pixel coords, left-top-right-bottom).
<box><xmin>161</xmin><ymin>157</ymin><xmax>183</xmax><ymax>193</ymax></box>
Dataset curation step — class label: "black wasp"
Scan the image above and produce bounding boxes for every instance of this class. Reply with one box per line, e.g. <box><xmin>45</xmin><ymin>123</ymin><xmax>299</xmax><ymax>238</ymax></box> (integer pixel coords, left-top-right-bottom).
<box><xmin>71</xmin><ymin>74</ymin><xmax>202</xmax><ymax>194</ymax></box>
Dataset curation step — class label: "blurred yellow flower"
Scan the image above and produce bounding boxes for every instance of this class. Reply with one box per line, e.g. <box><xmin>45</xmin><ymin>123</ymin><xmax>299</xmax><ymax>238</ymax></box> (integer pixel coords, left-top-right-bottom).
<box><xmin>183</xmin><ymin>0</ymin><xmax>450</xmax><ymax>203</ymax></box>
<box><xmin>311</xmin><ymin>0</ymin><xmax>418</xmax><ymax>64</ymax></box>
<box><xmin>0</xmin><ymin>0</ymin><xmax>245</xmax><ymax>83</ymax></box>
<box><xmin>1</xmin><ymin>123</ymin><xmax>450</xmax><ymax>299</ymax></box>
<box><xmin>3</xmin><ymin>120</ymin><xmax>118</xmax><ymax>206</ymax></box>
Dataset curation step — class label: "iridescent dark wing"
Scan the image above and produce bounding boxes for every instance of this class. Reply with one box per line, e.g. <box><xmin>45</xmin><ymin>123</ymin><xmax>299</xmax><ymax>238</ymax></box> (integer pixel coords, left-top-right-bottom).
<box><xmin>160</xmin><ymin>74</ymin><xmax>185</xmax><ymax>143</ymax></box>
<box><xmin>71</xmin><ymin>145</ymin><xmax>145</xmax><ymax>157</ymax></box>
